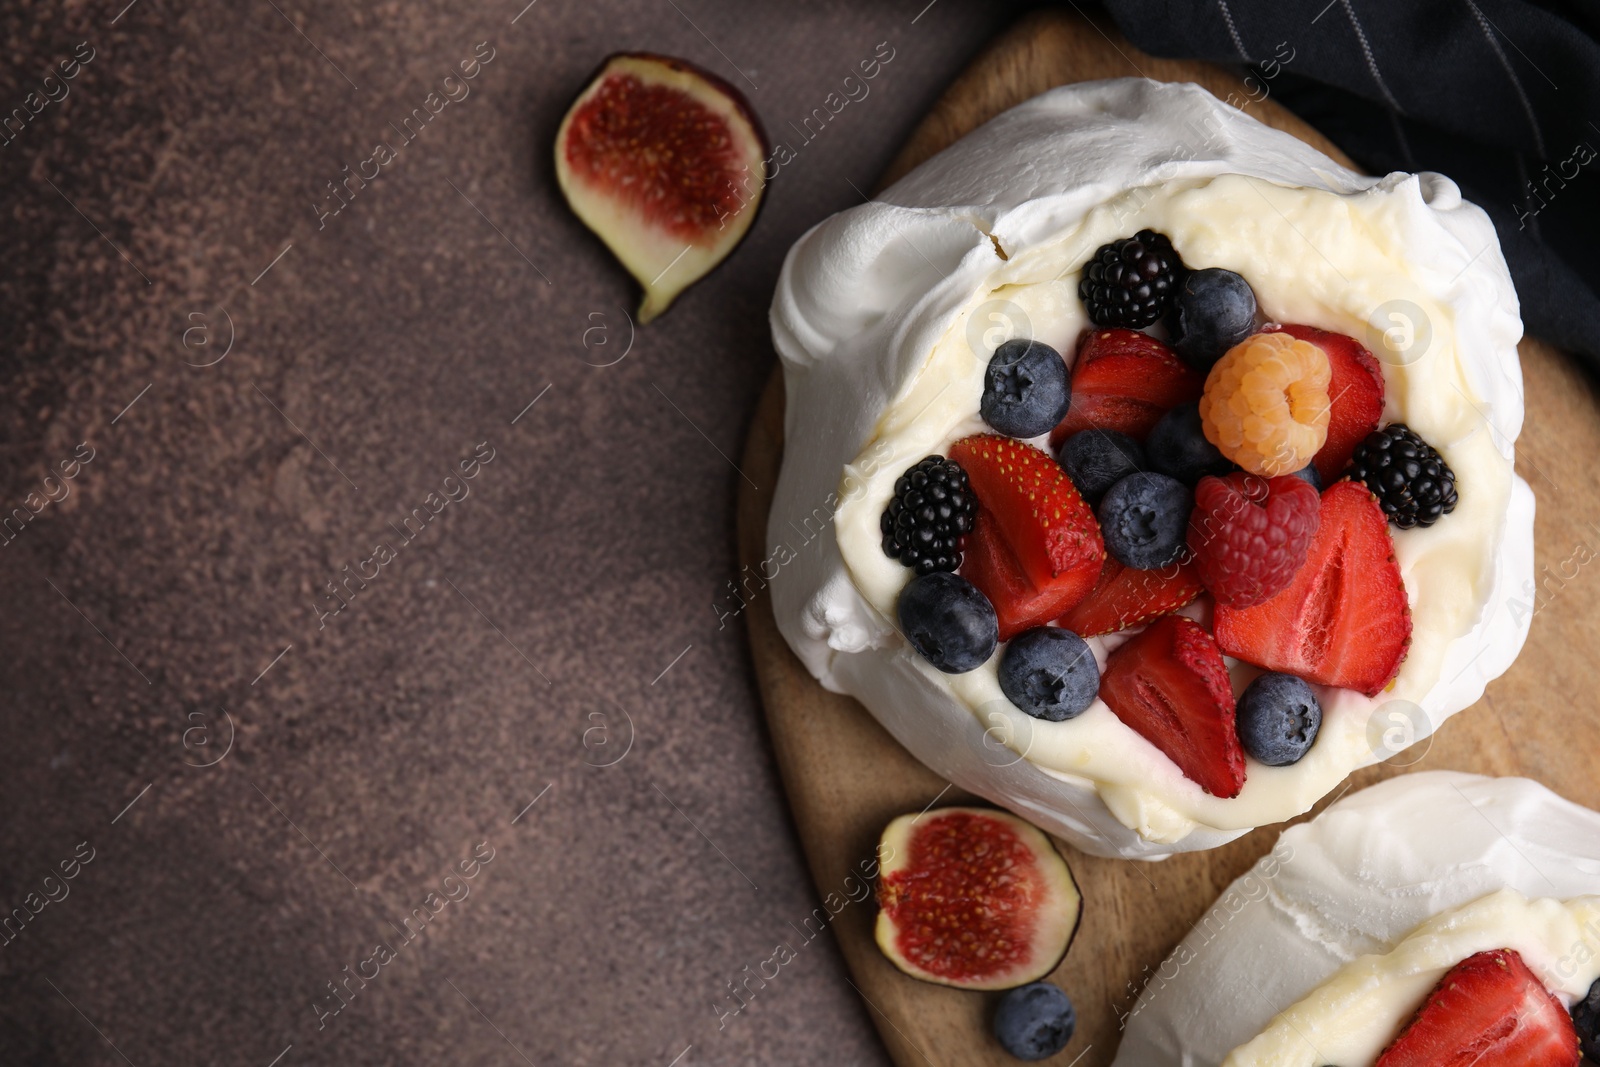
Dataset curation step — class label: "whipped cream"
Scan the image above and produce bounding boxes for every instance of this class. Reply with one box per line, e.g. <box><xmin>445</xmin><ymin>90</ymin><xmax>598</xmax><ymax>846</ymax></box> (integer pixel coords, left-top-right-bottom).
<box><xmin>768</xmin><ymin>78</ymin><xmax>1534</xmax><ymax>858</ymax></box>
<box><xmin>1113</xmin><ymin>772</ymin><xmax>1600</xmax><ymax>1066</ymax></box>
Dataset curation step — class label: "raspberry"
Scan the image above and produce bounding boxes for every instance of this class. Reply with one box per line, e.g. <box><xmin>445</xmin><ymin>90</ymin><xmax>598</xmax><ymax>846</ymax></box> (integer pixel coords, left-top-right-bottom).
<box><xmin>1199</xmin><ymin>332</ymin><xmax>1331</xmax><ymax>477</ymax></box>
<box><xmin>1187</xmin><ymin>472</ymin><xmax>1320</xmax><ymax>608</ymax></box>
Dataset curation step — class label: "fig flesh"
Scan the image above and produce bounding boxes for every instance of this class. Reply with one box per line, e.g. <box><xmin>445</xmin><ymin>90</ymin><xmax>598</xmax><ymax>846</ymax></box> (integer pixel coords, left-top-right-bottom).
<box><xmin>874</xmin><ymin>806</ymin><xmax>1081</xmax><ymax>991</ymax></box>
<box><xmin>554</xmin><ymin>52</ymin><xmax>768</xmax><ymax>323</ymax></box>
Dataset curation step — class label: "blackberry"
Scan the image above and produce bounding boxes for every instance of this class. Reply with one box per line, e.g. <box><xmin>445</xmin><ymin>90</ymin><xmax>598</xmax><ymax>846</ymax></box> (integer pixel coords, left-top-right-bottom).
<box><xmin>1348</xmin><ymin>423</ymin><xmax>1458</xmax><ymax>529</ymax></box>
<box><xmin>880</xmin><ymin>455</ymin><xmax>977</xmax><ymax>575</ymax></box>
<box><xmin>1077</xmin><ymin>229</ymin><xmax>1185</xmax><ymax>329</ymax></box>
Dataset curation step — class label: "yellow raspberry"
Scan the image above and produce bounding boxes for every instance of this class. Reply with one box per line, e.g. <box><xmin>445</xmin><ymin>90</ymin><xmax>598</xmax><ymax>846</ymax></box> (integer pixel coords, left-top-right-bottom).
<box><xmin>1199</xmin><ymin>332</ymin><xmax>1331</xmax><ymax>477</ymax></box>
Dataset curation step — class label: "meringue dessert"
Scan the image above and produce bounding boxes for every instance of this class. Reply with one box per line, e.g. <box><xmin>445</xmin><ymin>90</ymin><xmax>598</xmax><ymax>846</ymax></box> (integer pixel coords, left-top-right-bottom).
<box><xmin>766</xmin><ymin>78</ymin><xmax>1534</xmax><ymax>859</ymax></box>
<box><xmin>1112</xmin><ymin>771</ymin><xmax>1600</xmax><ymax>1066</ymax></box>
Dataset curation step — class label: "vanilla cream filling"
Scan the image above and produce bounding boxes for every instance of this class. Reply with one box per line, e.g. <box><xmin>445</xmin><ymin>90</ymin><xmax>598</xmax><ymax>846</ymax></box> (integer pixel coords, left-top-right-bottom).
<box><xmin>1222</xmin><ymin>889</ymin><xmax>1600</xmax><ymax>1066</ymax></box>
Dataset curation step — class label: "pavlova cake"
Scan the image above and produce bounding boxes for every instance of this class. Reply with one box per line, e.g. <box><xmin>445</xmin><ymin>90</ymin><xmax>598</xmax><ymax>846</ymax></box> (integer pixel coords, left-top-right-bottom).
<box><xmin>1113</xmin><ymin>771</ymin><xmax>1600</xmax><ymax>1066</ymax></box>
<box><xmin>767</xmin><ymin>78</ymin><xmax>1534</xmax><ymax>858</ymax></box>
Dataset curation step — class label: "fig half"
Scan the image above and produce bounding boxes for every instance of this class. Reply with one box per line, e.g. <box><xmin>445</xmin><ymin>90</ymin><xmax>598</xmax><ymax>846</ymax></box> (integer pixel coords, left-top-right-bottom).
<box><xmin>554</xmin><ymin>52</ymin><xmax>768</xmax><ymax>323</ymax></box>
<box><xmin>874</xmin><ymin>807</ymin><xmax>1082</xmax><ymax>991</ymax></box>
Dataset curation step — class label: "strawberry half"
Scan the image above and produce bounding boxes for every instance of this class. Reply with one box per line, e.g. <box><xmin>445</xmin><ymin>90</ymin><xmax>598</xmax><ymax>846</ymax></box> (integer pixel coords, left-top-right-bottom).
<box><xmin>1266</xmin><ymin>323</ymin><xmax>1385</xmax><ymax>484</ymax></box>
<box><xmin>1050</xmin><ymin>328</ymin><xmax>1203</xmax><ymax>445</ymax></box>
<box><xmin>1056</xmin><ymin>556</ymin><xmax>1204</xmax><ymax>637</ymax></box>
<box><xmin>1099</xmin><ymin>615</ymin><xmax>1246</xmax><ymax>797</ymax></box>
<box><xmin>950</xmin><ymin>435</ymin><xmax>1103</xmax><ymax>641</ymax></box>
<box><xmin>1215</xmin><ymin>480</ymin><xmax>1411</xmax><ymax>696</ymax></box>
<box><xmin>1376</xmin><ymin>949</ymin><xmax>1581</xmax><ymax>1067</ymax></box>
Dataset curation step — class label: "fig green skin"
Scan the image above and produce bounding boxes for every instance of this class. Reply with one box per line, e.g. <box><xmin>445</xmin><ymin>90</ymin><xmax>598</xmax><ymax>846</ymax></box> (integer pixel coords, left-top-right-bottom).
<box><xmin>871</xmin><ymin>806</ymin><xmax>1083</xmax><ymax>991</ymax></box>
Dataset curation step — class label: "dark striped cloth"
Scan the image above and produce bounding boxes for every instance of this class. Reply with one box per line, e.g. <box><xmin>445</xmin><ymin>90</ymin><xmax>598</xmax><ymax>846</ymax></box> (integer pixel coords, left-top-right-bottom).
<box><xmin>1098</xmin><ymin>0</ymin><xmax>1600</xmax><ymax>370</ymax></box>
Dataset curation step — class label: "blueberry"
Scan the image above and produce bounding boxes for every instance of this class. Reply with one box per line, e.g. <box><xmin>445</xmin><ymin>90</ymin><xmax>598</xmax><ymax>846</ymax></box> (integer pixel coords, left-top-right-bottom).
<box><xmin>1147</xmin><ymin>403</ymin><xmax>1234</xmax><ymax>486</ymax></box>
<box><xmin>999</xmin><ymin>628</ymin><xmax>1099</xmax><ymax>721</ymax></box>
<box><xmin>1574</xmin><ymin>975</ymin><xmax>1600</xmax><ymax>1060</ymax></box>
<box><xmin>994</xmin><ymin>982</ymin><xmax>1075</xmax><ymax>1061</ymax></box>
<box><xmin>1097</xmin><ymin>472</ymin><xmax>1191</xmax><ymax>569</ymax></box>
<box><xmin>1058</xmin><ymin>429</ymin><xmax>1145</xmax><ymax>505</ymax></box>
<box><xmin>1169</xmin><ymin>268</ymin><xmax>1258</xmax><ymax>372</ymax></box>
<box><xmin>982</xmin><ymin>339</ymin><xmax>1071</xmax><ymax>438</ymax></box>
<box><xmin>897</xmin><ymin>571</ymin><xmax>999</xmax><ymax>673</ymax></box>
<box><xmin>1290</xmin><ymin>463</ymin><xmax>1323</xmax><ymax>492</ymax></box>
<box><xmin>1237</xmin><ymin>672</ymin><xmax>1322</xmax><ymax>766</ymax></box>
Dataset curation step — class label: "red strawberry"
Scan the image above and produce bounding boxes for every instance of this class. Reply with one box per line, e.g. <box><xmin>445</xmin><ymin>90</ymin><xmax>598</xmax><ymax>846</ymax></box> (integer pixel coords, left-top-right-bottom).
<box><xmin>1376</xmin><ymin>949</ymin><xmax>1581</xmax><ymax>1067</ymax></box>
<box><xmin>1215</xmin><ymin>480</ymin><xmax>1411</xmax><ymax>696</ymax></box>
<box><xmin>1056</xmin><ymin>556</ymin><xmax>1204</xmax><ymax>637</ymax></box>
<box><xmin>1099</xmin><ymin>615</ymin><xmax>1246</xmax><ymax>797</ymax></box>
<box><xmin>1050</xmin><ymin>328</ymin><xmax>1203</xmax><ymax>445</ymax></box>
<box><xmin>950</xmin><ymin>435</ymin><xmax>1103</xmax><ymax>640</ymax></box>
<box><xmin>1188</xmin><ymin>472</ymin><xmax>1321</xmax><ymax>608</ymax></box>
<box><xmin>1266</xmin><ymin>323</ymin><xmax>1385</xmax><ymax>484</ymax></box>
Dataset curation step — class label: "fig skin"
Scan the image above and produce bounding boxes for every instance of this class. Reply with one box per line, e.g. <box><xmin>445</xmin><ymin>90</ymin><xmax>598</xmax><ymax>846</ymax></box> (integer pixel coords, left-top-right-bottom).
<box><xmin>554</xmin><ymin>52</ymin><xmax>770</xmax><ymax>323</ymax></box>
<box><xmin>873</xmin><ymin>806</ymin><xmax>1082</xmax><ymax>991</ymax></box>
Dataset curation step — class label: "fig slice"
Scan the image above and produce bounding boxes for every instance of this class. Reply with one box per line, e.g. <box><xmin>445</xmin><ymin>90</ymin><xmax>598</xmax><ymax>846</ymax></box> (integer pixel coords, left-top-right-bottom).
<box><xmin>554</xmin><ymin>52</ymin><xmax>768</xmax><ymax>323</ymax></box>
<box><xmin>874</xmin><ymin>806</ymin><xmax>1082</xmax><ymax>991</ymax></box>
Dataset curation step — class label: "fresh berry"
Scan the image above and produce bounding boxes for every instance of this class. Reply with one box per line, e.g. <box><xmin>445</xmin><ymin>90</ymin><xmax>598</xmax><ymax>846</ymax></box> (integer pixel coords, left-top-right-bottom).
<box><xmin>1187</xmin><ymin>473</ymin><xmax>1321</xmax><ymax>608</ymax></box>
<box><xmin>1215</xmin><ymin>480</ymin><xmax>1412</xmax><ymax>696</ymax></box>
<box><xmin>982</xmin><ymin>339</ymin><xmax>1071</xmax><ymax>438</ymax></box>
<box><xmin>1146</xmin><ymin>403</ymin><xmax>1235</xmax><ymax>486</ymax></box>
<box><xmin>1169</xmin><ymin>268</ymin><xmax>1258</xmax><ymax>372</ymax></box>
<box><xmin>1056</xmin><ymin>556</ymin><xmax>1204</xmax><ymax>637</ymax></box>
<box><xmin>880</xmin><ymin>456</ymin><xmax>978</xmax><ymax>574</ymax></box>
<box><xmin>949</xmin><ymin>436</ymin><xmax>1104</xmax><ymax>640</ymax></box>
<box><xmin>1349</xmin><ymin>423</ymin><xmax>1459</xmax><ymax>529</ymax></box>
<box><xmin>1291</xmin><ymin>463</ymin><xmax>1323</xmax><ymax>491</ymax></box>
<box><xmin>1573</xmin><ymin>976</ymin><xmax>1600</xmax><ymax>1060</ymax></box>
<box><xmin>1078</xmin><ymin>230</ymin><xmax>1184</xmax><ymax>328</ymax></box>
<box><xmin>999</xmin><ymin>627</ymin><xmax>1099</xmax><ymax>722</ymax></box>
<box><xmin>1236</xmin><ymin>672</ymin><xmax>1321</xmax><ymax>765</ymax></box>
<box><xmin>1099</xmin><ymin>615</ymin><xmax>1246</xmax><ymax>797</ymax></box>
<box><xmin>1267</xmin><ymin>323</ymin><xmax>1385</xmax><ymax>484</ymax></box>
<box><xmin>1050</xmin><ymin>328</ymin><xmax>1202</xmax><ymax>442</ymax></box>
<box><xmin>1200</xmin><ymin>331</ymin><xmax>1331</xmax><ymax>477</ymax></box>
<box><xmin>897</xmin><ymin>571</ymin><xmax>998</xmax><ymax>674</ymax></box>
<box><xmin>1097</xmin><ymin>472</ymin><xmax>1192</xmax><ymax>570</ymax></box>
<box><xmin>1057</xmin><ymin>429</ymin><xmax>1145</xmax><ymax>505</ymax></box>
<box><xmin>1376</xmin><ymin>949</ymin><xmax>1581</xmax><ymax>1067</ymax></box>
<box><xmin>993</xmin><ymin>983</ymin><xmax>1076</xmax><ymax>1061</ymax></box>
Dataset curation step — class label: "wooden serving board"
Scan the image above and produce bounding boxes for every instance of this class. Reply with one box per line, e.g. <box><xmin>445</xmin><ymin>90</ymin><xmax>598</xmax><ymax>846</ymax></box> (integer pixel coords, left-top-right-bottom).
<box><xmin>737</xmin><ymin>10</ymin><xmax>1600</xmax><ymax>1065</ymax></box>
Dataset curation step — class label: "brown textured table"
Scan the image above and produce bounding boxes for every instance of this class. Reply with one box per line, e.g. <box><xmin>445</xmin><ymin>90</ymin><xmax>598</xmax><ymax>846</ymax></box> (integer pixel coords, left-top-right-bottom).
<box><xmin>740</xmin><ymin>10</ymin><xmax>1600</xmax><ymax>1067</ymax></box>
<box><xmin>0</xmin><ymin>2</ymin><xmax>1027</xmax><ymax>1064</ymax></box>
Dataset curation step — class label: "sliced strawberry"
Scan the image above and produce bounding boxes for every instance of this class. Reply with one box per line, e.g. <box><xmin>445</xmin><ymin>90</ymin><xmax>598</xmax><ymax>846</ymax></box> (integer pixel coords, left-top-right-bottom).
<box><xmin>1099</xmin><ymin>615</ymin><xmax>1246</xmax><ymax>797</ymax></box>
<box><xmin>1056</xmin><ymin>556</ymin><xmax>1204</xmax><ymax>637</ymax></box>
<box><xmin>1214</xmin><ymin>480</ymin><xmax>1411</xmax><ymax>696</ymax></box>
<box><xmin>1377</xmin><ymin>949</ymin><xmax>1581</xmax><ymax>1067</ymax></box>
<box><xmin>950</xmin><ymin>436</ymin><xmax>1103</xmax><ymax>640</ymax></box>
<box><xmin>1266</xmin><ymin>323</ymin><xmax>1385</xmax><ymax>484</ymax></box>
<box><xmin>1050</xmin><ymin>328</ymin><xmax>1203</xmax><ymax>445</ymax></box>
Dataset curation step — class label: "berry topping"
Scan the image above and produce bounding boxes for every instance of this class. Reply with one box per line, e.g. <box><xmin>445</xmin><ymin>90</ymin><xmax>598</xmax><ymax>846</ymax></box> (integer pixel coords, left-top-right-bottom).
<box><xmin>950</xmin><ymin>435</ymin><xmax>1104</xmax><ymax>640</ymax></box>
<box><xmin>1235</xmin><ymin>672</ymin><xmax>1321</xmax><ymax>766</ymax></box>
<box><xmin>1376</xmin><ymin>949</ymin><xmax>1581</xmax><ymax>1067</ymax></box>
<box><xmin>1099</xmin><ymin>615</ymin><xmax>1247</xmax><ymax>797</ymax></box>
<box><xmin>1169</xmin><ymin>268</ymin><xmax>1258</xmax><ymax>372</ymax></box>
<box><xmin>1146</xmin><ymin>402</ymin><xmax>1236</xmax><ymax>486</ymax></box>
<box><xmin>1055</xmin><ymin>556</ymin><xmax>1204</xmax><ymax>637</ymax></box>
<box><xmin>993</xmin><ymin>983</ymin><xmax>1077</xmax><ymax>1062</ymax></box>
<box><xmin>1057</xmin><ymin>428</ymin><xmax>1146</xmax><ymax>505</ymax></box>
<box><xmin>1097</xmin><ymin>471</ymin><xmax>1192</xmax><ymax>570</ymax></box>
<box><xmin>982</xmin><ymin>339</ymin><xmax>1072</xmax><ymax>438</ymax></box>
<box><xmin>880</xmin><ymin>455</ymin><xmax>978</xmax><ymax>574</ymax></box>
<box><xmin>1267</xmin><ymin>323</ymin><xmax>1385</xmax><ymax>484</ymax></box>
<box><xmin>1187</xmin><ymin>472</ymin><xmax>1321</xmax><ymax>608</ymax></box>
<box><xmin>1573</xmin><ymin>976</ymin><xmax>1600</xmax><ymax>1061</ymax></box>
<box><xmin>1200</xmin><ymin>331</ymin><xmax>1332</xmax><ymax>477</ymax></box>
<box><xmin>1050</xmin><ymin>328</ymin><xmax>1202</xmax><ymax>443</ymax></box>
<box><xmin>1078</xmin><ymin>230</ymin><xmax>1185</xmax><ymax>329</ymax></box>
<box><xmin>999</xmin><ymin>627</ymin><xmax>1099</xmax><ymax>722</ymax></box>
<box><xmin>897</xmin><ymin>571</ymin><xmax>998</xmax><ymax>674</ymax></box>
<box><xmin>1215</xmin><ymin>480</ymin><xmax>1412</xmax><ymax>696</ymax></box>
<box><xmin>1349</xmin><ymin>423</ymin><xmax>1459</xmax><ymax>529</ymax></box>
